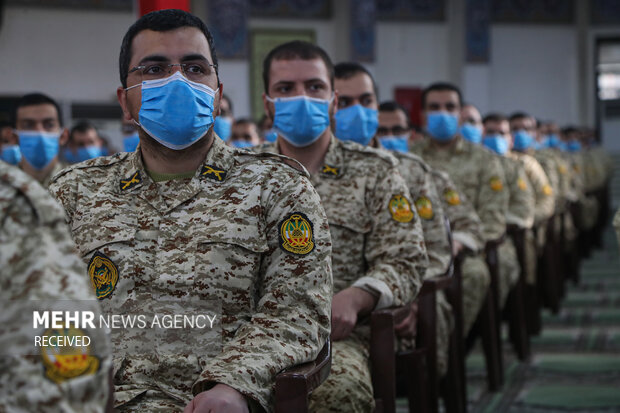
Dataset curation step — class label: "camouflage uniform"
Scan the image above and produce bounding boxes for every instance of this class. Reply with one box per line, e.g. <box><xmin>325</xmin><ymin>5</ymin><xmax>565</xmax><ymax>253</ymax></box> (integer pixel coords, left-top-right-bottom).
<box><xmin>412</xmin><ymin>137</ymin><xmax>508</xmax><ymax>335</ymax></box>
<box><xmin>0</xmin><ymin>162</ymin><xmax>112</xmax><ymax>412</ymax></box>
<box><xmin>256</xmin><ymin>136</ymin><xmax>426</xmax><ymax>413</ymax></box>
<box><xmin>392</xmin><ymin>151</ymin><xmax>452</xmax><ymax>377</ymax></box>
<box><xmin>49</xmin><ymin>137</ymin><xmax>333</xmax><ymax>412</ymax></box>
<box><xmin>497</xmin><ymin>156</ymin><xmax>535</xmax><ymax>307</ymax></box>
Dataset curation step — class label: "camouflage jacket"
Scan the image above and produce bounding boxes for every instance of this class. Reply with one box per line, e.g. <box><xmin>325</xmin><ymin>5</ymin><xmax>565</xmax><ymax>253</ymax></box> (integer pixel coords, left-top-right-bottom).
<box><xmin>412</xmin><ymin>137</ymin><xmax>509</xmax><ymax>242</ymax></box>
<box><xmin>49</xmin><ymin>137</ymin><xmax>333</xmax><ymax>412</ymax></box>
<box><xmin>255</xmin><ymin>136</ymin><xmax>426</xmax><ymax>310</ymax></box>
<box><xmin>392</xmin><ymin>151</ymin><xmax>452</xmax><ymax>279</ymax></box>
<box><xmin>431</xmin><ymin>168</ymin><xmax>484</xmax><ymax>253</ymax></box>
<box><xmin>510</xmin><ymin>151</ymin><xmax>555</xmax><ymax>223</ymax></box>
<box><xmin>499</xmin><ymin>155</ymin><xmax>535</xmax><ymax>229</ymax></box>
<box><xmin>0</xmin><ymin>162</ymin><xmax>112</xmax><ymax>412</ymax></box>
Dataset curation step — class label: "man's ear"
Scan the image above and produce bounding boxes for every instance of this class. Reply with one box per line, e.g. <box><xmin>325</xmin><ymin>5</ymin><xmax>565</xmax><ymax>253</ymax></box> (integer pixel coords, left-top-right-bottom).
<box><xmin>214</xmin><ymin>82</ymin><xmax>224</xmax><ymax>117</ymax></box>
<box><xmin>262</xmin><ymin>92</ymin><xmax>274</xmax><ymax>120</ymax></box>
<box><xmin>117</xmin><ymin>87</ymin><xmax>133</xmax><ymax>122</ymax></box>
<box><xmin>59</xmin><ymin>128</ymin><xmax>69</xmax><ymax>146</ymax></box>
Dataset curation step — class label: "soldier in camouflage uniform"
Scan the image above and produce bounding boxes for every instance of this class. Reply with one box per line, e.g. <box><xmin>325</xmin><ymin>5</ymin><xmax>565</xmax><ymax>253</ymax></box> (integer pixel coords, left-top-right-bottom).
<box><xmin>50</xmin><ymin>11</ymin><xmax>333</xmax><ymax>413</ymax></box>
<box><xmin>412</xmin><ymin>83</ymin><xmax>509</xmax><ymax>336</ymax></box>
<box><xmin>0</xmin><ymin>162</ymin><xmax>112</xmax><ymax>412</ymax></box>
<box><xmin>332</xmin><ymin>62</ymin><xmax>452</xmax><ymax>376</ymax></box>
<box><xmin>508</xmin><ymin>113</ymin><xmax>555</xmax><ymax>286</ymax></box>
<box><xmin>481</xmin><ymin>113</ymin><xmax>536</xmax><ymax>306</ymax></box>
<box><xmin>255</xmin><ymin>42</ymin><xmax>426</xmax><ymax>412</ymax></box>
<box><xmin>376</xmin><ymin>100</ymin><xmax>487</xmax><ymax>376</ymax></box>
<box><xmin>12</xmin><ymin>93</ymin><xmax>69</xmax><ymax>187</ymax></box>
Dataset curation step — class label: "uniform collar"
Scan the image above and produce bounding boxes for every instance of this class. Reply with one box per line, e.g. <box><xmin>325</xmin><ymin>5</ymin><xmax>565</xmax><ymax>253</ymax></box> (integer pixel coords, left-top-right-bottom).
<box><xmin>319</xmin><ymin>135</ymin><xmax>345</xmax><ymax>179</ymax></box>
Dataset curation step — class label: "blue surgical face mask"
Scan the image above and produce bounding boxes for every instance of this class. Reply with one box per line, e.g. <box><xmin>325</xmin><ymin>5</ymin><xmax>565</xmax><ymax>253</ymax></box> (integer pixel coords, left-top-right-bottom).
<box><xmin>460</xmin><ymin>123</ymin><xmax>482</xmax><ymax>144</ymax></box>
<box><xmin>267</xmin><ymin>95</ymin><xmax>332</xmax><ymax>148</ymax></box>
<box><xmin>264</xmin><ymin>130</ymin><xmax>278</xmax><ymax>143</ymax></box>
<box><xmin>231</xmin><ymin>140</ymin><xmax>254</xmax><ymax>149</ymax></box>
<box><xmin>76</xmin><ymin>145</ymin><xmax>103</xmax><ymax>162</ymax></box>
<box><xmin>426</xmin><ymin>112</ymin><xmax>459</xmax><ymax>141</ymax></box>
<box><xmin>123</xmin><ymin>132</ymin><xmax>140</xmax><ymax>152</ymax></box>
<box><xmin>567</xmin><ymin>141</ymin><xmax>581</xmax><ymax>152</ymax></box>
<box><xmin>483</xmin><ymin>134</ymin><xmax>509</xmax><ymax>155</ymax></box>
<box><xmin>512</xmin><ymin>130</ymin><xmax>534</xmax><ymax>151</ymax></box>
<box><xmin>18</xmin><ymin>130</ymin><xmax>60</xmax><ymax>170</ymax></box>
<box><xmin>545</xmin><ymin>134</ymin><xmax>561</xmax><ymax>149</ymax></box>
<box><xmin>63</xmin><ymin>148</ymin><xmax>79</xmax><ymax>164</ymax></box>
<box><xmin>379</xmin><ymin>135</ymin><xmax>409</xmax><ymax>153</ymax></box>
<box><xmin>334</xmin><ymin>104</ymin><xmax>378</xmax><ymax>146</ymax></box>
<box><xmin>213</xmin><ymin>116</ymin><xmax>232</xmax><ymax>142</ymax></box>
<box><xmin>126</xmin><ymin>71</ymin><xmax>218</xmax><ymax>150</ymax></box>
<box><xmin>1</xmin><ymin>144</ymin><xmax>21</xmax><ymax>165</ymax></box>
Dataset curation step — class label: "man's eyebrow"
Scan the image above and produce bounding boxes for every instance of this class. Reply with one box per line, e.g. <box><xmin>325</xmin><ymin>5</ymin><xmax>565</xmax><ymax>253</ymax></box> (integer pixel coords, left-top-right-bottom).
<box><xmin>138</xmin><ymin>55</ymin><xmax>169</xmax><ymax>65</ymax></box>
<box><xmin>304</xmin><ymin>78</ymin><xmax>327</xmax><ymax>84</ymax></box>
<box><xmin>181</xmin><ymin>54</ymin><xmax>209</xmax><ymax>63</ymax></box>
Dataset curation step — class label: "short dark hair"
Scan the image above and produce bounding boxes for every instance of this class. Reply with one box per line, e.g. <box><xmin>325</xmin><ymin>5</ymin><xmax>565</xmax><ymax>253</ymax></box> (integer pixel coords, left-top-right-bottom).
<box><xmin>421</xmin><ymin>82</ymin><xmax>463</xmax><ymax>109</ymax></box>
<box><xmin>379</xmin><ymin>101</ymin><xmax>411</xmax><ymax>127</ymax></box>
<box><xmin>69</xmin><ymin>120</ymin><xmax>97</xmax><ymax>143</ymax></box>
<box><xmin>233</xmin><ymin>118</ymin><xmax>256</xmax><ymax>127</ymax></box>
<box><xmin>119</xmin><ymin>9</ymin><xmax>219</xmax><ymax>88</ymax></box>
<box><xmin>508</xmin><ymin>112</ymin><xmax>530</xmax><ymax>122</ymax></box>
<box><xmin>12</xmin><ymin>93</ymin><xmax>63</xmax><ymax>128</ymax></box>
<box><xmin>482</xmin><ymin>113</ymin><xmax>507</xmax><ymax>125</ymax></box>
<box><xmin>262</xmin><ymin>40</ymin><xmax>334</xmax><ymax>94</ymax></box>
<box><xmin>334</xmin><ymin>61</ymin><xmax>378</xmax><ymax>96</ymax></box>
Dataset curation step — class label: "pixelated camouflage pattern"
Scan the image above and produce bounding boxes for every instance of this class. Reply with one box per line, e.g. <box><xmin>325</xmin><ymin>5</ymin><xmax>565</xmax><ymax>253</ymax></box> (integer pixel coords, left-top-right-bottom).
<box><xmin>510</xmin><ymin>152</ymin><xmax>555</xmax><ymax>224</ymax></box>
<box><xmin>499</xmin><ymin>155</ymin><xmax>535</xmax><ymax>229</ymax></box>
<box><xmin>392</xmin><ymin>151</ymin><xmax>452</xmax><ymax>279</ymax></box>
<box><xmin>431</xmin><ymin>169</ymin><xmax>484</xmax><ymax>253</ymax></box>
<box><xmin>0</xmin><ymin>162</ymin><xmax>112</xmax><ymax>412</ymax></box>
<box><xmin>412</xmin><ymin>137</ymin><xmax>509</xmax><ymax>243</ymax></box>
<box><xmin>460</xmin><ymin>255</ymin><xmax>491</xmax><ymax>335</ymax></box>
<box><xmin>49</xmin><ymin>136</ymin><xmax>333</xmax><ymax>412</ymax></box>
<box><xmin>256</xmin><ymin>136</ymin><xmax>427</xmax><ymax>412</ymax></box>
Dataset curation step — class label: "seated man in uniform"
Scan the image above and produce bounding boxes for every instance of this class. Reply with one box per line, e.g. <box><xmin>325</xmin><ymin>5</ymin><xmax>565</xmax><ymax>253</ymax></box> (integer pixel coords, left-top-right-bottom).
<box><xmin>49</xmin><ymin>10</ymin><xmax>332</xmax><ymax>413</ymax></box>
<box><xmin>254</xmin><ymin>41</ymin><xmax>427</xmax><ymax>412</ymax></box>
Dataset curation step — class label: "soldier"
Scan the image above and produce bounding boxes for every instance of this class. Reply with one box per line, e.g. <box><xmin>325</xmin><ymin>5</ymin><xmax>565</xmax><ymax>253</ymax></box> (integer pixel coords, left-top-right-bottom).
<box><xmin>460</xmin><ymin>103</ymin><xmax>483</xmax><ymax>144</ymax></box>
<box><xmin>0</xmin><ymin>120</ymin><xmax>20</xmax><ymax>165</ymax></box>
<box><xmin>411</xmin><ymin>82</ymin><xmax>509</xmax><ymax>336</ymax></box>
<box><xmin>376</xmin><ymin>100</ymin><xmax>486</xmax><ymax>376</ymax></box>
<box><xmin>333</xmin><ymin>61</ymin><xmax>452</xmax><ymax>375</ymax></box>
<box><xmin>49</xmin><ymin>10</ymin><xmax>332</xmax><ymax>413</ymax></box>
<box><xmin>229</xmin><ymin>118</ymin><xmax>261</xmax><ymax>148</ymax></box>
<box><xmin>12</xmin><ymin>93</ymin><xmax>69</xmax><ymax>186</ymax></box>
<box><xmin>482</xmin><ymin>113</ymin><xmax>536</xmax><ymax>305</ymax></box>
<box><xmin>63</xmin><ymin>121</ymin><xmax>106</xmax><ymax>164</ymax></box>
<box><xmin>0</xmin><ymin>162</ymin><xmax>112</xmax><ymax>412</ymax></box>
<box><xmin>255</xmin><ymin>41</ymin><xmax>426</xmax><ymax>412</ymax></box>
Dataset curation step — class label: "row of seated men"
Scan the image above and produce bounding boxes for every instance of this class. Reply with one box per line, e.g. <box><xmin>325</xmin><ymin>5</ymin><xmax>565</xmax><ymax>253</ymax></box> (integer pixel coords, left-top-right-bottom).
<box><xmin>1</xmin><ymin>8</ymin><xmax>614</xmax><ymax>413</ymax></box>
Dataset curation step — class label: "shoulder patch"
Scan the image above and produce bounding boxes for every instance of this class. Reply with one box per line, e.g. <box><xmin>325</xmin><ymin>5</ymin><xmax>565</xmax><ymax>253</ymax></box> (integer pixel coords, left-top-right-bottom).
<box><xmin>415</xmin><ymin>196</ymin><xmax>434</xmax><ymax>220</ymax></box>
<box><xmin>444</xmin><ymin>188</ymin><xmax>461</xmax><ymax>206</ymax></box>
<box><xmin>41</xmin><ymin>327</ymin><xmax>100</xmax><ymax>383</ymax></box>
<box><xmin>388</xmin><ymin>194</ymin><xmax>414</xmax><ymax>223</ymax></box>
<box><xmin>119</xmin><ymin>171</ymin><xmax>141</xmax><ymax>191</ymax></box>
<box><xmin>489</xmin><ymin>176</ymin><xmax>504</xmax><ymax>192</ymax></box>
<box><xmin>558</xmin><ymin>165</ymin><xmax>567</xmax><ymax>175</ymax></box>
<box><xmin>279</xmin><ymin>212</ymin><xmax>315</xmax><ymax>255</ymax></box>
<box><xmin>517</xmin><ymin>177</ymin><xmax>528</xmax><ymax>191</ymax></box>
<box><xmin>542</xmin><ymin>184</ymin><xmax>553</xmax><ymax>196</ymax></box>
<box><xmin>88</xmin><ymin>251</ymin><xmax>119</xmax><ymax>300</ymax></box>
<box><xmin>201</xmin><ymin>164</ymin><xmax>227</xmax><ymax>182</ymax></box>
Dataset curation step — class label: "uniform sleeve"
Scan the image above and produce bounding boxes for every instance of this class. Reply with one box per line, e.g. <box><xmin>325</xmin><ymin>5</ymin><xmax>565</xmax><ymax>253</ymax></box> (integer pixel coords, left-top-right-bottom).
<box><xmin>477</xmin><ymin>154</ymin><xmax>509</xmax><ymax>242</ymax></box>
<box><xmin>0</xmin><ymin>181</ymin><xmax>112</xmax><ymax>413</ymax></box>
<box><xmin>408</xmin><ymin>167</ymin><xmax>452</xmax><ymax>279</ymax></box>
<box><xmin>525</xmin><ymin>157</ymin><xmax>555</xmax><ymax>223</ymax></box>
<box><xmin>48</xmin><ymin>171</ymin><xmax>79</xmax><ymax>225</ymax></box>
<box><xmin>193</xmin><ymin>170</ymin><xmax>333</xmax><ymax>411</ymax></box>
<box><xmin>352</xmin><ymin>166</ymin><xmax>426</xmax><ymax>308</ymax></box>
<box><xmin>506</xmin><ymin>161</ymin><xmax>535</xmax><ymax>229</ymax></box>
<box><xmin>432</xmin><ymin>171</ymin><xmax>484</xmax><ymax>253</ymax></box>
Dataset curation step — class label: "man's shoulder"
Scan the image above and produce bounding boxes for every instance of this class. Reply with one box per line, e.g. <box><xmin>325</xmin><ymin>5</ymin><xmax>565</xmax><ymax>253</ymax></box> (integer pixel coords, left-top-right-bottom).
<box><xmin>339</xmin><ymin>139</ymin><xmax>398</xmax><ymax>168</ymax></box>
<box><xmin>50</xmin><ymin>152</ymin><xmax>131</xmax><ymax>188</ymax></box>
<box><xmin>235</xmin><ymin>146</ymin><xmax>310</xmax><ymax>179</ymax></box>
<box><xmin>393</xmin><ymin>151</ymin><xmax>432</xmax><ymax>172</ymax></box>
<box><xmin>0</xmin><ymin>162</ymin><xmax>65</xmax><ymax>225</ymax></box>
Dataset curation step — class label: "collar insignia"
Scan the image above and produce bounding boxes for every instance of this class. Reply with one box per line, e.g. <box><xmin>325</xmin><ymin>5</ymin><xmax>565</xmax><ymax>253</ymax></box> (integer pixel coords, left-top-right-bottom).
<box><xmin>120</xmin><ymin>171</ymin><xmax>141</xmax><ymax>191</ymax></box>
<box><xmin>321</xmin><ymin>164</ymin><xmax>340</xmax><ymax>177</ymax></box>
<box><xmin>201</xmin><ymin>164</ymin><xmax>227</xmax><ymax>182</ymax></box>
